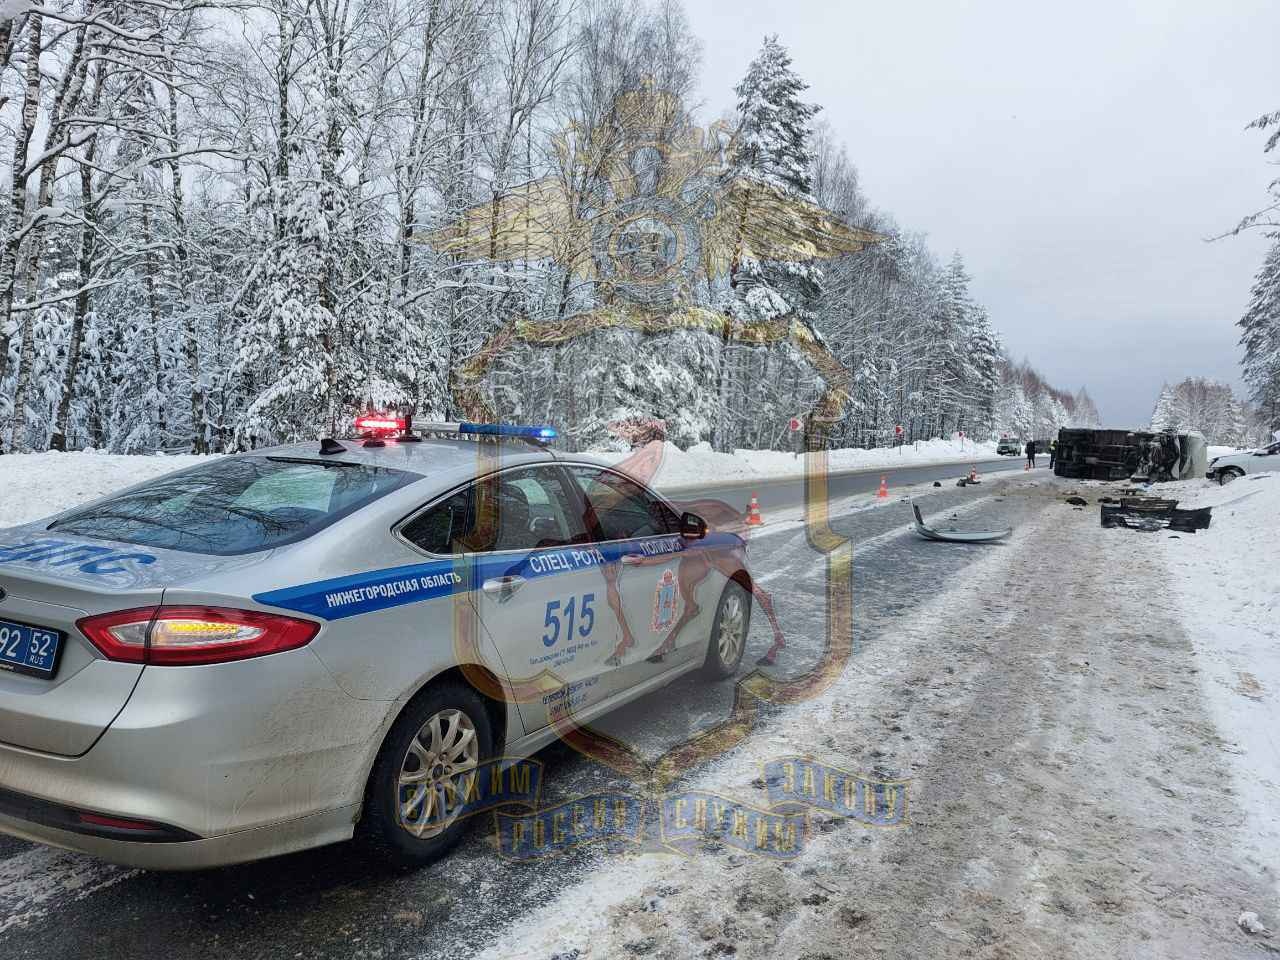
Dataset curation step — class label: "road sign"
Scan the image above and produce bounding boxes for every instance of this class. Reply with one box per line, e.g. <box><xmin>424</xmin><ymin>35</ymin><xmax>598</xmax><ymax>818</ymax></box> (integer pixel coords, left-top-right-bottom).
<box><xmin>788</xmin><ymin>417</ymin><xmax>802</xmax><ymax>432</ymax></box>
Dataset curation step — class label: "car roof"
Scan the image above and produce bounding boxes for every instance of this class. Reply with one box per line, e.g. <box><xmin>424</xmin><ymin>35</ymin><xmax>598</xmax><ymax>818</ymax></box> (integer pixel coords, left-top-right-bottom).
<box><xmin>244</xmin><ymin>436</ymin><xmax>554</xmax><ymax>473</ymax></box>
<box><xmin>243</xmin><ymin>436</ymin><xmax>615</xmax><ymax>479</ymax></box>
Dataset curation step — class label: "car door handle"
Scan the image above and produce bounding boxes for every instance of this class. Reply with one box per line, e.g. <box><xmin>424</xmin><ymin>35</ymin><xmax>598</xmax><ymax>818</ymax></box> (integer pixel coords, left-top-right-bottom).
<box><xmin>482</xmin><ymin>576</ymin><xmax>526</xmax><ymax>600</ymax></box>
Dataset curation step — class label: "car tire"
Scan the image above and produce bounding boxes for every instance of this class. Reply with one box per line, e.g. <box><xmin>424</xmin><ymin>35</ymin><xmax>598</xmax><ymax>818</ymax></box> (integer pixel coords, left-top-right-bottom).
<box><xmin>1218</xmin><ymin>467</ymin><xmax>1244</xmax><ymax>486</ymax></box>
<box><xmin>360</xmin><ymin>681</ymin><xmax>494</xmax><ymax>868</ymax></box>
<box><xmin>700</xmin><ymin>581</ymin><xmax>751</xmax><ymax>680</ymax></box>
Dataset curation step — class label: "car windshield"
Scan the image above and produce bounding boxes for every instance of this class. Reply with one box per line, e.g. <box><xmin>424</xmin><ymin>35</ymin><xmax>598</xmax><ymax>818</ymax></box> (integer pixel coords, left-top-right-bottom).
<box><xmin>48</xmin><ymin>457</ymin><xmax>418</xmax><ymax>556</ymax></box>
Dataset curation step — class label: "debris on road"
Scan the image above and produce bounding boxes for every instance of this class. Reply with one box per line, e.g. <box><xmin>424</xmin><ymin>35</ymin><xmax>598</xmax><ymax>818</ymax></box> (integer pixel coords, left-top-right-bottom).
<box><xmin>1101</xmin><ymin>497</ymin><xmax>1213</xmax><ymax>533</ymax></box>
<box><xmin>1065</xmin><ymin>496</ymin><xmax>1088</xmax><ymax>506</ymax></box>
<box><xmin>1237</xmin><ymin>911</ymin><xmax>1269</xmax><ymax>936</ymax></box>
<box><xmin>911</xmin><ymin>502</ymin><xmax>1012</xmax><ymax>543</ymax></box>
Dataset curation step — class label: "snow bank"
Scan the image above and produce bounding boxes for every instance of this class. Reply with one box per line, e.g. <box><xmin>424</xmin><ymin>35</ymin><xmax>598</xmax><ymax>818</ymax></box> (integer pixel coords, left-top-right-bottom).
<box><xmin>1152</xmin><ymin>473</ymin><xmax>1280</xmax><ymax>894</ymax></box>
<box><xmin>0</xmin><ymin>451</ymin><xmax>209</xmax><ymax>528</ymax></box>
<box><xmin>0</xmin><ymin>439</ymin><xmax>999</xmax><ymax>529</ymax></box>
<box><xmin>1152</xmin><ymin>474</ymin><xmax>1279</xmax><ymax>642</ymax></box>
<box><xmin>596</xmin><ymin>438</ymin><xmax>1001</xmax><ymax>490</ymax></box>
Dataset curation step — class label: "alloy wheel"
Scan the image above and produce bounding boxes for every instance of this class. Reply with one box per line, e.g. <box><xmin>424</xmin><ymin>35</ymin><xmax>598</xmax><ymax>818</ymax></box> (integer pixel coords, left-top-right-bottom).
<box><xmin>397</xmin><ymin>708</ymin><xmax>479</xmax><ymax>839</ymax></box>
<box><xmin>717</xmin><ymin>592</ymin><xmax>745</xmax><ymax>666</ymax></box>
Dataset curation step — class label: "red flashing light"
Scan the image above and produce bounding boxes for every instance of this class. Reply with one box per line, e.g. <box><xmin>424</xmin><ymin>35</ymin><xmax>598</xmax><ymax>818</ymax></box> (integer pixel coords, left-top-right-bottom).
<box><xmin>354</xmin><ymin>415</ymin><xmax>406</xmax><ymax>434</ymax></box>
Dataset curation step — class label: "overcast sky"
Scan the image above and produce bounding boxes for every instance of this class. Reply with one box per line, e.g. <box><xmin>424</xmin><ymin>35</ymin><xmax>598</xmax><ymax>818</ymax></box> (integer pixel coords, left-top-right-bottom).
<box><xmin>684</xmin><ymin>0</ymin><xmax>1279</xmax><ymax>426</ymax></box>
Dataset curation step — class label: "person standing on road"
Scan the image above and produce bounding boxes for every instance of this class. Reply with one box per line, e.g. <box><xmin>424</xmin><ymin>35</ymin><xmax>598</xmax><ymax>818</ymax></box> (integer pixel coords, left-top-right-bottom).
<box><xmin>1025</xmin><ymin>439</ymin><xmax>1037</xmax><ymax>468</ymax></box>
<box><xmin>1048</xmin><ymin>439</ymin><xmax>1057</xmax><ymax>470</ymax></box>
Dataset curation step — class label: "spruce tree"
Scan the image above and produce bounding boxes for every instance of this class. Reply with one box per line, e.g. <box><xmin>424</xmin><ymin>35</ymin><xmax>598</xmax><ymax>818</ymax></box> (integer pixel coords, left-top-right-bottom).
<box><xmin>1150</xmin><ymin>384</ymin><xmax>1178</xmax><ymax>431</ymax></box>
<box><xmin>1239</xmin><ymin>239</ymin><xmax>1280</xmax><ymax>430</ymax></box>
<box><xmin>966</xmin><ymin>305</ymin><xmax>1002</xmax><ymax>434</ymax></box>
<box><xmin>732</xmin><ymin>35</ymin><xmax>821</xmax><ymax>197</ymax></box>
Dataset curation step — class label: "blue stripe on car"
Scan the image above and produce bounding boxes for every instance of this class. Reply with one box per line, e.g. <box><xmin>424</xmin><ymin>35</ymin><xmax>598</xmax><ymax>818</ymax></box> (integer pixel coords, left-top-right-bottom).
<box><xmin>253</xmin><ymin>533</ymin><xmax>741</xmax><ymax>622</ymax></box>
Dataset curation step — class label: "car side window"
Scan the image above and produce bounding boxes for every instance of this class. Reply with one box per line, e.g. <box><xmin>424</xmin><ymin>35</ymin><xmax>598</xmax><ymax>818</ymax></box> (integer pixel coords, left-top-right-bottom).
<box><xmin>400</xmin><ymin>467</ymin><xmax>585</xmax><ymax>554</ymax></box>
<box><xmin>568</xmin><ymin>466</ymin><xmax>679</xmax><ymax>541</ymax></box>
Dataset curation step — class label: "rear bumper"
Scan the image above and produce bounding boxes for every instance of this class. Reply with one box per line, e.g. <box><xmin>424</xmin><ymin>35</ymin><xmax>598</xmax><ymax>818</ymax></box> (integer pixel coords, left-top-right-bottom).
<box><xmin>0</xmin><ymin>647</ymin><xmax>393</xmax><ymax>866</ymax></box>
<box><xmin>0</xmin><ymin>783</ymin><xmax>199</xmax><ymax>842</ymax></box>
<box><xmin>0</xmin><ymin>802</ymin><xmax>361</xmax><ymax>870</ymax></box>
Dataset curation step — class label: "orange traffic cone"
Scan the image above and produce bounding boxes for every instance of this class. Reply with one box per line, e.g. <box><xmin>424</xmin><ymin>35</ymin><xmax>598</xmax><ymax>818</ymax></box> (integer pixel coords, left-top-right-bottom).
<box><xmin>876</xmin><ymin>476</ymin><xmax>889</xmax><ymax>499</ymax></box>
<box><xmin>1024</xmin><ymin>461</ymin><xmax>1031</xmax><ymax>471</ymax></box>
<box><xmin>745</xmin><ymin>494</ymin><xmax>764</xmax><ymax>526</ymax></box>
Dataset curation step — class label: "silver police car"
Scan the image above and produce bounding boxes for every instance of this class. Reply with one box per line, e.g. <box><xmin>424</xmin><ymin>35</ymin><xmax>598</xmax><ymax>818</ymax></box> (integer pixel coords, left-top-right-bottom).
<box><xmin>0</xmin><ymin>419</ymin><xmax>751</xmax><ymax>869</ymax></box>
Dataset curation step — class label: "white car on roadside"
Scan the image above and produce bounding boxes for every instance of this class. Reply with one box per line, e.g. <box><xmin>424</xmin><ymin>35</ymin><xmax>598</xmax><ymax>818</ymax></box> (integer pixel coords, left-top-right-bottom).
<box><xmin>1205</xmin><ymin>440</ymin><xmax>1280</xmax><ymax>484</ymax></box>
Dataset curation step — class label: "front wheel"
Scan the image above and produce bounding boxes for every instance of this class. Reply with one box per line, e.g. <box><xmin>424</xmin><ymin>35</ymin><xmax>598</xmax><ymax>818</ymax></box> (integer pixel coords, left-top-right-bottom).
<box><xmin>1218</xmin><ymin>467</ymin><xmax>1243</xmax><ymax>486</ymax></box>
<box><xmin>701</xmin><ymin>581</ymin><xmax>751</xmax><ymax>680</ymax></box>
<box><xmin>360</xmin><ymin>681</ymin><xmax>494</xmax><ymax>867</ymax></box>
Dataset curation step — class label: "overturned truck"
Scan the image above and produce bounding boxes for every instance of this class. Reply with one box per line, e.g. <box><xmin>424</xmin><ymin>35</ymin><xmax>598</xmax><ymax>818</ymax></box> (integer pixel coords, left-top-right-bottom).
<box><xmin>1053</xmin><ymin>428</ymin><xmax>1208</xmax><ymax>482</ymax></box>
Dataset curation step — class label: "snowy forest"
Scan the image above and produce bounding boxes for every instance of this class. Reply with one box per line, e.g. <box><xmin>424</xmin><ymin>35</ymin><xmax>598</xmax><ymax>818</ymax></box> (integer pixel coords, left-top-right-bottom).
<box><xmin>1148</xmin><ymin>377</ymin><xmax>1260</xmax><ymax>445</ymax></box>
<box><xmin>0</xmin><ymin>0</ymin><xmax>1098</xmax><ymax>455</ymax></box>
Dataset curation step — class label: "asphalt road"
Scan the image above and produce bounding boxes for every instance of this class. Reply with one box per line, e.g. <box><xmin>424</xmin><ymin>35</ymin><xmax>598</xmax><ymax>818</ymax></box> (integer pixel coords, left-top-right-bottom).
<box><xmin>0</xmin><ymin>468</ymin><xmax>1053</xmax><ymax>960</ymax></box>
<box><xmin>659</xmin><ymin>453</ymin><xmax>1030</xmax><ymax>513</ymax></box>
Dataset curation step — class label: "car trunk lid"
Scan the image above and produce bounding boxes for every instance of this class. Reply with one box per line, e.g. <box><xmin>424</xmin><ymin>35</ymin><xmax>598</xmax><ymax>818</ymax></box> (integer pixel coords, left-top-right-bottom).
<box><xmin>0</xmin><ymin>528</ymin><xmax>269</xmax><ymax>756</ymax></box>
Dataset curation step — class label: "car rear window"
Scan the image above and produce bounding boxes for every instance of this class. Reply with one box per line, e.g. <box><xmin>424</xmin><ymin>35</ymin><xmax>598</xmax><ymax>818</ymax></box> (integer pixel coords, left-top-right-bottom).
<box><xmin>48</xmin><ymin>457</ymin><xmax>418</xmax><ymax>556</ymax></box>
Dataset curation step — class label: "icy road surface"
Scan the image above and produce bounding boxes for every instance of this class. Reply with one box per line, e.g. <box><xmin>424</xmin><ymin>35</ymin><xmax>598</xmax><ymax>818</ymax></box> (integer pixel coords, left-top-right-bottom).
<box><xmin>0</xmin><ymin>469</ymin><xmax>1274</xmax><ymax>959</ymax></box>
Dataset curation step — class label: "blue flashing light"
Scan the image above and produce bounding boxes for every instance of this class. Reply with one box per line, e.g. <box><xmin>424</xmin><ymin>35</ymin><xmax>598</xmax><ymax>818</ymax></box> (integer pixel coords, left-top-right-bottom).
<box><xmin>416</xmin><ymin>421</ymin><xmax>557</xmax><ymax>442</ymax></box>
<box><xmin>458</xmin><ymin>422</ymin><xmax>557</xmax><ymax>440</ymax></box>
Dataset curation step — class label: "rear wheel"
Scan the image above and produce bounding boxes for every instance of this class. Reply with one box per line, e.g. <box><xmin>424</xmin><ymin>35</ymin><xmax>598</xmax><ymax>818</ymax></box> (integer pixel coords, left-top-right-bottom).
<box><xmin>1218</xmin><ymin>467</ymin><xmax>1244</xmax><ymax>485</ymax></box>
<box><xmin>360</xmin><ymin>681</ymin><xmax>494</xmax><ymax>867</ymax></box>
<box><xmin>700</xmin><ymin>581</ymin><xmax>750</xmax><ymax>680</ymax></box>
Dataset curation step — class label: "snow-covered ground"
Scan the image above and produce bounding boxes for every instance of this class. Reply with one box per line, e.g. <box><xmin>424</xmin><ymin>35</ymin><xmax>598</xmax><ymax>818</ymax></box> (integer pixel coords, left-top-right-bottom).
<box><xmin>0</xmin><ymin>441</ymin><xmax>1000</xmax><ymax>528</ymax></box>
<box><xmin>599</xmin><ymin>437</ymin><xmax>1001</xmax><ymax>490</ymax></box>
<box><xmin>0</xmin><ymin>451</ymin><xmax>210</xmax><ymax>527</ymax></box>
<box><xmin>1149</xmin><ymin>473</ymin><xmax>1280</xmax><ymax>896</ymax></box>
<box><xmin>466</xmin><ymin>477</ymin><xmax>1278</xmax><ymax>958</ymax></box>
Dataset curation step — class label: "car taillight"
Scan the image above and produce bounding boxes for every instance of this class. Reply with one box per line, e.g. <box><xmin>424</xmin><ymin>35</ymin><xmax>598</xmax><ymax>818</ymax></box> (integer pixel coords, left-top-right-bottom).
<box><xmin>78</xmin><ymin>606</ymin><xmax>319</xmax><ymax>666</ymax></box>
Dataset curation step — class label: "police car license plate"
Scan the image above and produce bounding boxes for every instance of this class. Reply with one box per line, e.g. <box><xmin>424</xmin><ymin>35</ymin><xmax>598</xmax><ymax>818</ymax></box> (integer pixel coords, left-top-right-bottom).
<box><xmin>0</xmin><ymin>618</ymin><xmax>63</xmax><ymax>679</ymax></box>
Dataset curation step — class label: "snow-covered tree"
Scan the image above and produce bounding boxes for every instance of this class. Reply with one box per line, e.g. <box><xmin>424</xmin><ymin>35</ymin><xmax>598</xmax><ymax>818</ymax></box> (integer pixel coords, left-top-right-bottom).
<box><xmin>0</xmin><ymin>0</ymin><xmax>1097</xmax><ymax>455</ymax></box>
<box><xmin>730</xmin><ymin>35</ymin><xmax>820</xmax><ymax>197</ymax></box>
<box><xmin>1150</xmin><ymin>377</ymin><xmax>1249</xmax><ymax>443</ymax></box>
<box><xmin>1227</xmin><ymin>107</ymin><xmax>1280</xmax><ymax>238</ymax></box>
<box><xmin>1239</xmin><ymin>239</ymin><xmax>1280</xmax><ymax>431</ymax></box>
<box><xmin>1071</xmin><ymin>387</ymin><xmax>1101</xmax><ymax>427</ymax></box>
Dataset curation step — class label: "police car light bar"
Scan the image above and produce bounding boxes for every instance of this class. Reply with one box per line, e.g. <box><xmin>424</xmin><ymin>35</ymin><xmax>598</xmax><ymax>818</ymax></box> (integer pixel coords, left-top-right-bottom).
<box><xmin>353</xmin><ymin>415</ymin><xmax>406</xmax><ymax>433</ymax></box>
<box><xmin>417</xmin><ymin>421</ymin><xmax>558</xmax><ymax>441</ymax></box>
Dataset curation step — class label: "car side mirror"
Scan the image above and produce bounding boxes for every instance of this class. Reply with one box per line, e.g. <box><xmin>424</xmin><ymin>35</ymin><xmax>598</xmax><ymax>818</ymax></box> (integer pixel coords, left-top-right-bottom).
<box><xmin>680</xmin><ymin>511</ymin><xmax>708</xmax><ymax>540</ymax></box>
